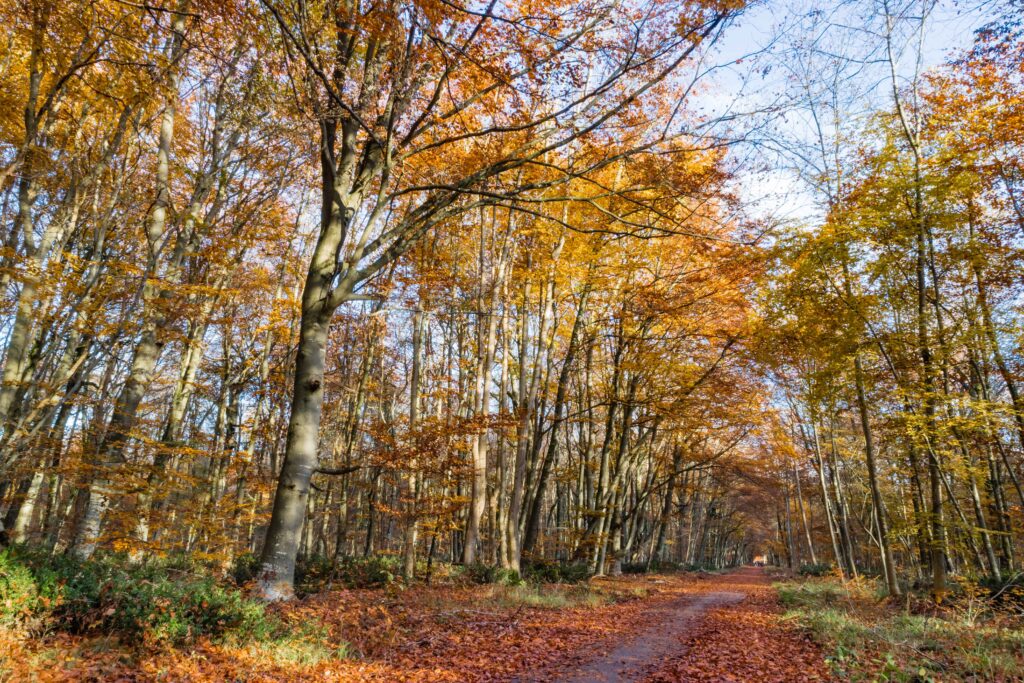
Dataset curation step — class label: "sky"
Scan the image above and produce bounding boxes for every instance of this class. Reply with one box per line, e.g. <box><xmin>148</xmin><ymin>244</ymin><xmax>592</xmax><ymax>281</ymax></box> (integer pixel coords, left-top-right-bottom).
<box><xmin>690</xmin><ymin>0</ymin><xmax>995</xmax><ymax>227</ymax></box>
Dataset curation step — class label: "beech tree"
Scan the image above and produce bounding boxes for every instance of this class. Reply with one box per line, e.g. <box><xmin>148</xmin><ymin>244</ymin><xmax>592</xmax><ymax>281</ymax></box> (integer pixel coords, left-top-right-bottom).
<box><xmin>253</xmin><ymin>0</ymin><xmax>743</xmax><ymax>599</ymax></box>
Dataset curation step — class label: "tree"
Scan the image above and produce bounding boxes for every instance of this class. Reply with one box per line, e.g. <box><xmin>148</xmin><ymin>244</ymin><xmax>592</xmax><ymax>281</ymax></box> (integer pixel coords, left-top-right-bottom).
<box><xmin>254</xmin><ymin>0</ymin><xmax>742</xmax><ymax>599</ymax></box>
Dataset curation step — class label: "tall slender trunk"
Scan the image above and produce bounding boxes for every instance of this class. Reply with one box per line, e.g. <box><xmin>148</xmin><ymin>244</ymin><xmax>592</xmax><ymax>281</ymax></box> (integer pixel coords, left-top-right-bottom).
<box><xmin>840</xmin><ymin>252</ymin><xmax>900</xmax><ymax>593</ymax></box>
<box><xmin>828</xmin><ymin>433</ymin><xmax>857</xmax><ymax>577</ymax></box>
<box><xmin>506</xmin><ymin>280</ymin><xmax>532</xmax><ymax>572</ymax></box>
<box><xmin>810</xmin><ymin>421</ymin><xmax>846</xmax><ymax>577</ymax></box>
<box><xmin>0</xmin><ymin>5</ymin><xmax>46</xmax><ymax>430</ymax></box>
<box><xmin>792</xmin><ymin>460</ymin><xmax>817</xmax><ymax>566</ymax></box>
<box><xmin>69</xmin><ymin>4</ymin><xmax>192</xmax><ymax>558</ymax></box>
<box><xmin>463</xmin><ymin>217</ymin><xmax>509</xmax><ymax>564</ymax></box>
<box><xmin>917</xmin><ymin>199</ymin><xmax>945</xmax><ymax>600</ymax></box>
<box><xmin>523</xmin><ymin>286</ymin><xmax>589</xmax><ymax>553</ymax></box>
<box><xmin>496</xmin><ymin>293</ymin><xmax>511</xmax><ymax>568</ymax></box>
<box><xmin>402</xmin><ymin>308</ymin><xmax>425</xmax><ymax>580</ymax></box>
<box><xmin>853</xmin><ymin>354</ymin><xmax>900</xmax><ymax>595</ymax></box>
<box><xmin>651</xmin><ymin>455</ymin><xmax>685</xmax><ymax>567</ymax></box>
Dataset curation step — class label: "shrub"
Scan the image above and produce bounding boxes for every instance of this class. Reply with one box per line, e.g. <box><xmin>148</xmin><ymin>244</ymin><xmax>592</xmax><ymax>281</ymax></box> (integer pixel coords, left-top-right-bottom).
<box><xmin>0</xmin><ymin>545</ymin><xmax>278</xmax><ymax>645</ymax></box>
<box><xmin>521</xmin><ymin>559</ymin><xmax>591</xmax><ymax>584</ymax></box>
<box><xmin>0</xmin><ymin>549</ymin><xmax>44</xmax><ymax>629</ymax></box>
<box><xmin>620</xmin><ymin>561</ymin><xmax>685</xmax><ymax>574</ymax></box>
<box><xmin>798</xmin><ymin>563</ymin><xmax>833</xmax><ymax>577</ymax></box>
<box><xmin>329</xmin><ymin>555</ymin><xmax>400</xmax><ymax>589</ymax></box>
<box><xmin>230</xmin><ymin>551</ymin><xmax>261</xmax><ymax>586</ymax></box>
<box><xmin>295</xmin><ymin>553</ymin><xmax>337</xmax><ymax>591</ymax></box>
<box><xmin>979</xmin><ymin>573</ymin><xmax>1024</xmax><ymax>610</ymax></box>
<box><xmin>492</xmin><ymin>568</ymin><xmax>523</xmax><ymax>586</ymax></box>
<box><xmin>460</xmin><ymin>562</ymin><xmax>522</xmax><ymax>585</ymax></box>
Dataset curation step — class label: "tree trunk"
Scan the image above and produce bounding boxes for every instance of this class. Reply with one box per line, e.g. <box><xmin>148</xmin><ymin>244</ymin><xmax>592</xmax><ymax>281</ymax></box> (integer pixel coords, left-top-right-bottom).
<box><xmin>402</xmin><ymin>308</ymin><xmax>426</xmax><ymax>580</ymax></box>
<box><xmin>523</xmin><ymin>286</ymin><xmax>589</xmax><ymax>553</ymax></box>
<box><xmin>853</xmin><ymin>353</ymin><xmax>900</xmax><ymax>595</ymax></box>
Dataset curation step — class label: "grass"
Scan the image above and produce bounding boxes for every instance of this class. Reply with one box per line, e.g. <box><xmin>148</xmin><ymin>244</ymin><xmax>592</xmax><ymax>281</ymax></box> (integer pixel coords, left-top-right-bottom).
<box><xmin>776</xmin><ymin>577</ymin><xmax>1024</xmax><ymax>682</ymax></box>
<box><xmin>489</xmin><ymin>583</ymin><xmax>611</xmax><ymax>610</ymax></box>
<box><xmin>239</xmin><ymin>624</ymin><xmax>351</xmax><ymax>667</ymax></box>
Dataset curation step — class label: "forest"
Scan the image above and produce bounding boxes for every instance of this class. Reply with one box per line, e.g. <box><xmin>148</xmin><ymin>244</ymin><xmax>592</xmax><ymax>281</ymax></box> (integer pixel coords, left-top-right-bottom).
<box><xmin>0</xmin><ymin>0</ymin><xmax>1021</xmax><ymax>680</ymax></box>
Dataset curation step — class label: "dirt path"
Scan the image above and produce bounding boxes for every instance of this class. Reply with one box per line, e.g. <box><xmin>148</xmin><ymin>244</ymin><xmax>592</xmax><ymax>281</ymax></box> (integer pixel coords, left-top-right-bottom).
<box><xmin>538</xmin><ymin>590</ymin><xmax>746</xmax><ymax>682</ymax></box>
<box><xmin>527</xmin><ymin>567</ymin><xmax>832</xmax><ymax>683</ymax></box>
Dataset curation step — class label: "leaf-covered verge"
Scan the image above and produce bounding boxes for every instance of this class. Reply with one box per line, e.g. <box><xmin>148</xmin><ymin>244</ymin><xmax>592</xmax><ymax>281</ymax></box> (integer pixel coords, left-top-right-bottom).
<box><xmin>777</xmin><ymin>576</ymin><xmax>1024</xmax><ymax>682</ymax></box>
<box><xmin>0</xmin><ymin>545</ymin><xmax>599</xmax><ymax>647</ymax></box>
<box><xmin>0</xmin><ymin>547</ymin><xmax>690</xmax><ymax>681</ymax></box>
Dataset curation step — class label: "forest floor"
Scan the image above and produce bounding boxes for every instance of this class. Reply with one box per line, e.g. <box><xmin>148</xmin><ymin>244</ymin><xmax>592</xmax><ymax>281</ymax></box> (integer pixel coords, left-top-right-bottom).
<box><xmin>6</xmin><ymin>566</ymin><xmax>833</xmax><ymax>682</ymax></box>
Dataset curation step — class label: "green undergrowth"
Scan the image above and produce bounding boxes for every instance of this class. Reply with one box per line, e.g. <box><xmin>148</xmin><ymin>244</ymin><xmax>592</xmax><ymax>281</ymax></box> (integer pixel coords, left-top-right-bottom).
<box><xmin>454</xmin><ymin>559</ymin><xmax>594</xmax><ymax>586</ymax></box>
<box><xmin>776</xmin><ymin>577</ymin><xmax>1024</xmax><ymax>682</ymax></box>
<box><xmin>622</xmin><ymin>560</ymin><xmax>724</xmax><ymax>574</ymax></box>
<box><xmin>241</xmin><ymin>553</ymin><xmax>597</xmax><ymax>593</ymax></box>
<box><xmin>235</xmin><ymin>552</ymin><xmax>405</xmax><ymax>592</ymax></box>
<box><xmin>478</xmin><ymin>578</ymin><xmax>649</xmax><ymax>612</ymax></box>
<box><xmin>798</xmin><ymin>562</ymin><xmax>833</xmax><ymax>577</ymax></box>
<box><xmin>0</xmin><ymin>544</ymin><xmax>353</xmax><ymax>668</ymax></box>
<box><xmin>0</xmin><ymin>545</ymin><xmax>290</xmax><ymax>648</ymax></box>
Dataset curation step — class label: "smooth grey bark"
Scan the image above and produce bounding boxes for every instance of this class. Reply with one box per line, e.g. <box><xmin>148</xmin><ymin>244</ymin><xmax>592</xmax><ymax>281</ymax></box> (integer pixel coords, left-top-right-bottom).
<box><xmin>523</xmin><ymin>285</ymin><xmax>589</xmax><ymax>554</ymax></box>
<box><xmin>595</xmin><ymin>375</ymin><xmax>639</xmax><ymax>574</ymax></box>
<box><xmin>968</xmin><ymin>463</ymin><xmax>1000</xmax><ymax>581</ymax></box>
<box><xmin>792</xmin><ymin>459</ymin><xmax>817</xmax><ymax>566</ymax></box>
<box><xmin>883</xmin><ymin>2</ymin><xmax>945</xmax><ymax>598</ymax></box>
<box><xmin>649</xmin><ymin>452</ymin><xmax>685</xmax><ymax>567</ymax></box>
<box><xmin>463</xmin><ymin>212</ymin><xmax>511</xmax><ymax>564</ymax></box>
<box><xmin>256</xmin><ymin>109</ymin><xmax>385</xmax><ymax>597</ymax></box>
<box><xmin>809</xmin><ymin>420</ymin><xmax>847</xmax><ymax>577</ymax></box>
<box><xmin>402</xmin><ymin>308</ymin><xmax>425</xmax><ymax>580</ymax></box>
<box><xmin>496</xmin><ymin>288</ymin><xmax>512</xmax><ymax>568</ymax></box>
<box><xmin>69</xmin><ymin>5</ymin><xmax>192</xmax><ymax>558</ymax></box>
<box><xmin>259</xmin><ymin>311</ymin><xmax>331</xmax><ymax>598</ymax></box>
<box><xmin>0</xmin><ymin>5</ymin><xmax>48</xmax><ymax>429</ymax></box>
<box><xmin>827</xmin><ymin>432</ymin><xmax>857</xmax><ymax>577</ymax></box>
<box><xmin>505</xmin><ymin>280</ymin><xmax>533</xmax><ymax>572</ymax></box>
<box><xmin>853</xmin><ymin>353</ymin><xmax>900</xmax><ymax>595</ymax></box>
<box><xmin>574</xmin><ymin>314</ymin><xmax>624</xmax><ymax>566</ymax></box>
<box><xmin>838</xmin><ymin>249</ymin><xmax>899</xmax><ymax>593</ymax></box>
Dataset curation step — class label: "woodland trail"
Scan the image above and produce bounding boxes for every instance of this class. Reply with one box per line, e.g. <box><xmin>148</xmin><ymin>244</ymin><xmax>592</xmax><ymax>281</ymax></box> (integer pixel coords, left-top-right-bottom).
<box><xmin>12</xmin><ymin>568</ymin><xmax>833</xmax><ymax>681</ymax></box>
<box><xmin>528</xmin><ymin>567</ymin><xmax>832</xmax><ymax>682</ymax></box>
<box><xmin>550</xmin><ymin>589</ymin><xmax>745</xmax><ymax>682</ymax></box>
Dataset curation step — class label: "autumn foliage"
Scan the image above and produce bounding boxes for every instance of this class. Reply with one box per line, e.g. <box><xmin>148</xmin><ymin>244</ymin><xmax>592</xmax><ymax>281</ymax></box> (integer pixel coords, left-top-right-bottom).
<box><xmin>0</xmin><ymin>0</ymin><xmax>1022</xmax><ymax>680</ymax></box>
